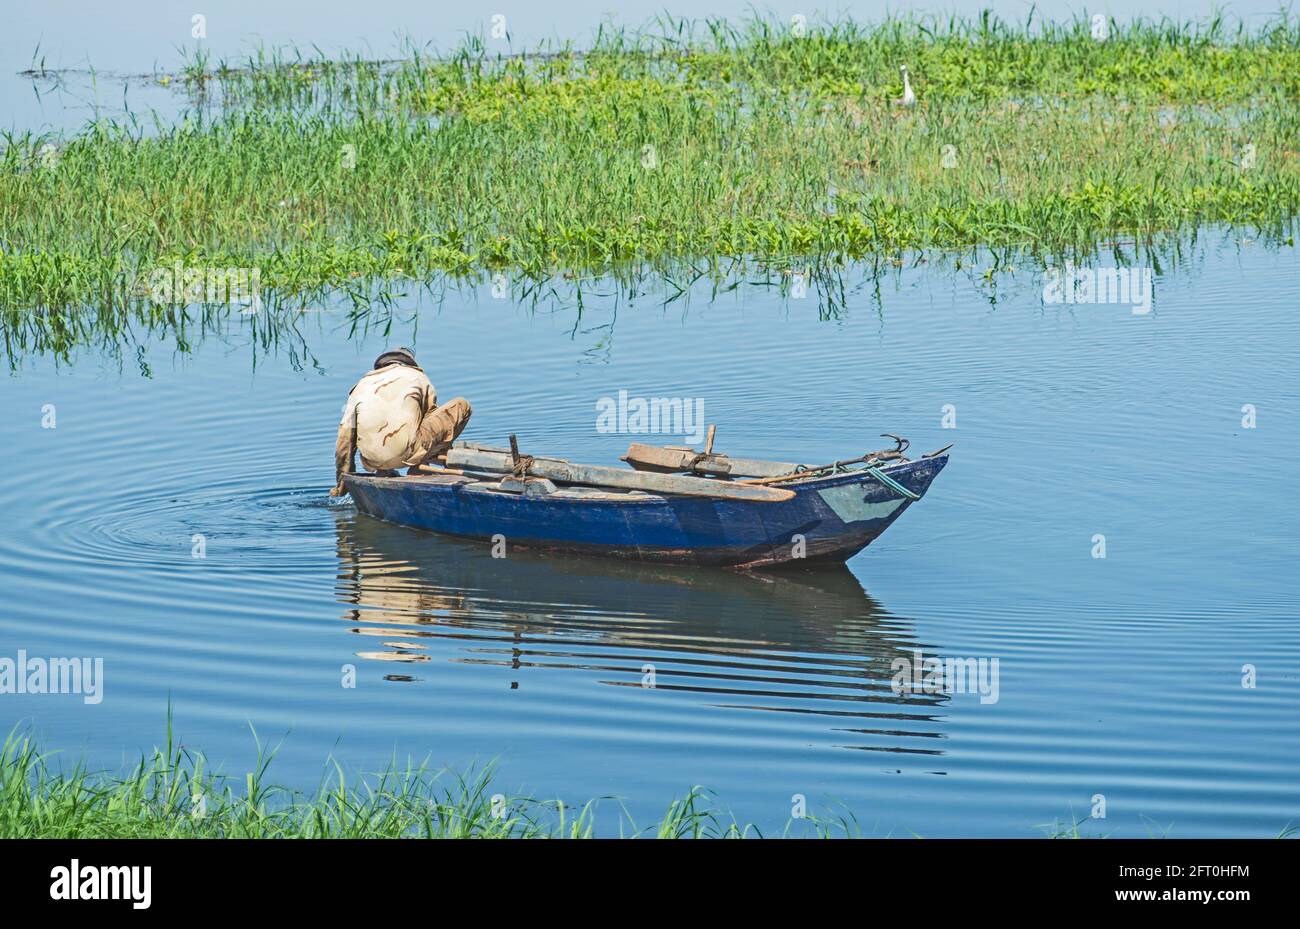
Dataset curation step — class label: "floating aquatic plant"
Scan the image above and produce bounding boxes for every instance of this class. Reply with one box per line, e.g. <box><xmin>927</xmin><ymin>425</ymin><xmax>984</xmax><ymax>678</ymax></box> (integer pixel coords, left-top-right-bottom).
<box><xmin>1</xmin><ymin>13</ymin><xmax>1297</xmax><ymax>326</ymax></box>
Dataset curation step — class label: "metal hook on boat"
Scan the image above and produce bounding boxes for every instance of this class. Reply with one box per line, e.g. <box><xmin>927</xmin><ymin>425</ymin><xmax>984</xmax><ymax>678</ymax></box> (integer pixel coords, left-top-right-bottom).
<box><xmin>880</xmin><ymin>434</ymin><xmax>909</xmax><ymax>454</ymax></box>
<box><xmin>860</xmin><ymin>434</ymin><xmax>909</xmax><ymax>464</ymax></box>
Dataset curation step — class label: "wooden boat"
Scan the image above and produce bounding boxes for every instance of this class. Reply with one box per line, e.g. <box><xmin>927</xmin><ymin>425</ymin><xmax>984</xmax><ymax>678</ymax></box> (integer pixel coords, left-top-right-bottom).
<box><xmin>343</xmin><ymin>437</ymin><xmax>949</xmax><ymax>569</ymax></box>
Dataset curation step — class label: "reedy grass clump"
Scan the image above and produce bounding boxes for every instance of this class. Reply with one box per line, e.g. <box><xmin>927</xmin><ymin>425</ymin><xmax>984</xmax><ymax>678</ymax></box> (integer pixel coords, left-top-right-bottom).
<box><xmin>0</xmin><ymin>725</ymin><xmax>571</xmax><ymax>838</ymax></box>
<box><xmin>4</xmin><ymin>726</ymin><xmax>1293</xmax><ymax>838</ymax></box>
<box><xmin>0</xmin><ymin>723</ymin><xmax>858</xmax><ymax>838</ymax></box>
<box><xmin>2</xmin><ymin>13</ymin><xmax>1299</xmax><ymax>324</ymax></box>
<box><xmin>188</xmin><ymin>12</ymin><xmax>1300</xmax><ymax>111</ymax></box>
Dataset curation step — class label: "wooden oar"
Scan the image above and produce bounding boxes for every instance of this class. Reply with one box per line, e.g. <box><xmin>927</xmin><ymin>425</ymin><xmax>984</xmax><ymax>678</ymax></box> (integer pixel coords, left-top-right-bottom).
<box><xmin>447</xmin><ymin>445</ymin><xmax>795</xmax><ymax>502</ymax></box>
<box><xmin>621</xmin><ymin>427</ymin><xmax>801</xmax><ymax>478</ymax></box>
<box><xmin>621</xmin><ymin>442</ymin><xmax>801</xmax><ymax>478</ymax></box>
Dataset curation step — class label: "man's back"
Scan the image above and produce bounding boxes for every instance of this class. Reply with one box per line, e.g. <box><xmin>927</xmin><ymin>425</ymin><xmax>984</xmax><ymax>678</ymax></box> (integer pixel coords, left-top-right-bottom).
<box><xmin>333</xmin><ymin>347</ymin><xmax>472</xmax><ymax>496</ymax></box>
<box><xmin>341</xmin><ymin>364</ymin><xmax>436</xmax><ymax>471</ymax></box>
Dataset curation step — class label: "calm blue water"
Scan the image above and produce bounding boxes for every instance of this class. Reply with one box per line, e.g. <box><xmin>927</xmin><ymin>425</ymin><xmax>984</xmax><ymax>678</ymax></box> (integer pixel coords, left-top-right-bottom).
<box><xmin>3</xmin><ymin>1</ymin><xmax>1299</xmax><ymax>837</ymax></box>
<box><xmin>1</xmin><ymin>236</ymin><xmax>1297</xmax><ymax>836</ymax></box>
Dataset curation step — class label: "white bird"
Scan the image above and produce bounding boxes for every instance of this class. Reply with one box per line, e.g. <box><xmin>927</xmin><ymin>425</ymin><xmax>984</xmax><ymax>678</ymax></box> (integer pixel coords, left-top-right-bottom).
<box><xmin>893</xmin><ymin>65</ymin><xmax>916</xmax><ymax>109</ymax></box>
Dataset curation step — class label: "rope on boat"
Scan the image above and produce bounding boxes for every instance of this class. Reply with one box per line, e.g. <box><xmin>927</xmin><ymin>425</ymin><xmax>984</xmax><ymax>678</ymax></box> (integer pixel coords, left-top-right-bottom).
<box><xmin>864</xmin><ymin>466</ymin><xmax>921</xmax><ymax>500</ymax></box>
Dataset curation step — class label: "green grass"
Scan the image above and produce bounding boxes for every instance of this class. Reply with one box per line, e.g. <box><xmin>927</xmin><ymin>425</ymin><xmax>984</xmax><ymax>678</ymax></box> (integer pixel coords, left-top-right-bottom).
<box><xmin>5</xmin><ymin>724</ymin><xmax>1295</xmax><ymax>838</ymax></box>
<box><xmin>0</xmin><ymin>721</ymin><xmax>879</xmax><ymax>838</ymax></box>
<box><xmin>2</xmin><ymin>13</ymin><xmax>1299</xmax><ymax>327</ymax></box>
<box><xmin>182</xmin><ymin>11</ymin><xmax>1300</xmax><ymax>109</ymax></box>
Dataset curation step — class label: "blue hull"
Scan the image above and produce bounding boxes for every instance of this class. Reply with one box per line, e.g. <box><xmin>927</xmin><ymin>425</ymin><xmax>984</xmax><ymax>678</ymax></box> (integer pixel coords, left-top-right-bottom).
<box><xmin>344</xmin><ymin>453</ymin><xmax>948</xmax><ymax>568</ymax></box>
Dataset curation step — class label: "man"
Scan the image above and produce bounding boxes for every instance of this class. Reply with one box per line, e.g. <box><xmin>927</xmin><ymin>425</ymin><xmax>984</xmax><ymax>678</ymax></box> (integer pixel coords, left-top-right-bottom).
<box><xmin>331</xmin><ymin>347</ymin><xmax>472</xmax><ymax>496</ymax></box>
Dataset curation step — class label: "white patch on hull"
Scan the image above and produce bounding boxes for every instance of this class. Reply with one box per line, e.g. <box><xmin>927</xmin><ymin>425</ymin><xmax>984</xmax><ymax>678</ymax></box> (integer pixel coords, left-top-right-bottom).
<box><xmin>816</xmin><ymin>484</ymin><xmax>908</xmax><ymax>524</ymax></box>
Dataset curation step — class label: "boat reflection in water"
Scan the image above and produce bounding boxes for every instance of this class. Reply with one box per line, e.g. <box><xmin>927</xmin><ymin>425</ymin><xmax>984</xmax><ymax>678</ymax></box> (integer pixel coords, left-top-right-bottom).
<box><xmin>333</xmin><ymin>512</ymin><xmax>951</xmax><ymax>757</ymax></box>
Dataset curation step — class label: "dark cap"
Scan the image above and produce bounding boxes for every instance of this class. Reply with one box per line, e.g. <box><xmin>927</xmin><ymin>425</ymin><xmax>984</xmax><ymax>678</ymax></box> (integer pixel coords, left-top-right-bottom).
<box><xmin>373</xmin><ymin>346</ymin><xmax>417</xmax><ymax>370</ymax></box>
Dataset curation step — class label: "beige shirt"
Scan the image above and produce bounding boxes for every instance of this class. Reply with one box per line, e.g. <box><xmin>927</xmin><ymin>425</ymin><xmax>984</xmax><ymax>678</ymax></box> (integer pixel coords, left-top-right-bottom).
<box><xmin>339</xmin><ymin>364</ymin><xmax>438</xmax><ymax>471</ymax></box>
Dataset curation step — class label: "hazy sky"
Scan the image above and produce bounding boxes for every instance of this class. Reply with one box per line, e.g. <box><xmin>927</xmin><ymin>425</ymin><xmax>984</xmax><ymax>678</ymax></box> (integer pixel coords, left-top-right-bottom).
<box><xmin>4</xmin><ymin>1</ymin><xmax>1291</xmax><ymax>71</ymax></box>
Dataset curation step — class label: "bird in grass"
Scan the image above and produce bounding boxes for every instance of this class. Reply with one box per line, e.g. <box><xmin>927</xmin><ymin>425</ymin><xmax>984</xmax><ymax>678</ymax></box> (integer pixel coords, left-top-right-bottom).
<box><xmin>893</xmin><ymin>65</ymin><xmax>916</xmax><ymax>109</ymax></box>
